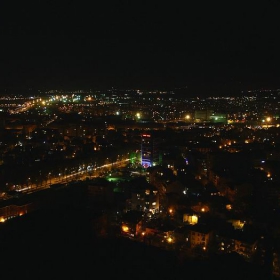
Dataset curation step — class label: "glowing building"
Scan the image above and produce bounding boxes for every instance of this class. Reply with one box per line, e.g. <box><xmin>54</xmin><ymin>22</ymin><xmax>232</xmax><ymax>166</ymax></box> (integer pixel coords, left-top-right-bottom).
<box><xmin>141</xmin><ymin>133</ymin><xmax>161</xmax><ymax>168</ymax></box>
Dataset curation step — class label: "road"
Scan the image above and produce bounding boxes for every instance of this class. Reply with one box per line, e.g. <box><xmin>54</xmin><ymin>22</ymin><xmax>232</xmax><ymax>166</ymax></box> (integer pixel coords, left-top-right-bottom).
<box><xmin>7</xmin><ymin>158</ymin><xmax>132</xmax><ymax>196</ymax></box>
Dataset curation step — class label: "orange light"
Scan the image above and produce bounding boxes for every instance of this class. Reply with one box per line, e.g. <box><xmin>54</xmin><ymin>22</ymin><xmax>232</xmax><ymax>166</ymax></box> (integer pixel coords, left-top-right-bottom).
<box><xmin>167</xmin><ymin>237</ymin><xmax>173</xmax><ymax>243</ymax></box>
<box><xmin>122</xmin><ymin>225</ymin><xmax>129</xmax><ymax>233</ymax></box>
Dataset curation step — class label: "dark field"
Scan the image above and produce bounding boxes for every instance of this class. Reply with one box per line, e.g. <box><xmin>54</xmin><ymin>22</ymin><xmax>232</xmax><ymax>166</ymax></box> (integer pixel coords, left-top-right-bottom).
<box><xmin>0</xmin><ymin>207</ymin><xmax>269</xmax><ymax>280</ymax></box>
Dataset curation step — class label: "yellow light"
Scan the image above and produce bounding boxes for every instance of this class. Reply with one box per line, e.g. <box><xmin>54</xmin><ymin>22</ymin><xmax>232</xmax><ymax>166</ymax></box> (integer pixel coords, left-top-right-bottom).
<box><xmin>266</xmin><ymin>117</ymin><xmax>271</xmax><ymax>122</ymax></box>
<box><xmin>185</xmin><ymin>114</ymin><xmax>190</xmax><ymax>120</ymax></box>
<box><xmin>122</xmin><ymin>225</ymin><xmax>129</xmax><ymax>232</ymax></box>
<box><xmin>0</xmin><ymin>217</ymin><xmax>5</xmax><ymax>223</ymax></box>
<box><xmin>167</xmin><ymin>237</ymin><xmax>173</xmax><ymax>243</ymax></box>
<box><xmin>201</xmin><ymin>208</ymin><xmax>205</xmax><ymax>212</ymax></box>
<box><xmin>226</xmin><ymin>204</ymin><xmax>232</xmax><ymax>210</ymax></box>
<box><xmin>190</xmin><ymin>215</ymin><xmax>198</xmax><ymax>224</ymax></box>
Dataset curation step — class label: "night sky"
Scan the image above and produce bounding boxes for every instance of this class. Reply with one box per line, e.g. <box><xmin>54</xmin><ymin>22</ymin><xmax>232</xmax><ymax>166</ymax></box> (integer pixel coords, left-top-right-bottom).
<box><xmin>1</xmin><ymin>1</ymin><xmax>280</xmax><ymax>94</ymax></box>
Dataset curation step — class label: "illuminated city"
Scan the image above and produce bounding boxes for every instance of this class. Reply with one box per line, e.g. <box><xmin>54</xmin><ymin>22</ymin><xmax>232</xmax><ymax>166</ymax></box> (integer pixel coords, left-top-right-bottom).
<box><xmin>0</xmin><ymin>87</ymin><xmax>279</xmax><ymax>279</ymax></box>
<box><xmin>1</xmin><ymin>1</ymin><xmax>280</xmax><ymax>279</ymax></box>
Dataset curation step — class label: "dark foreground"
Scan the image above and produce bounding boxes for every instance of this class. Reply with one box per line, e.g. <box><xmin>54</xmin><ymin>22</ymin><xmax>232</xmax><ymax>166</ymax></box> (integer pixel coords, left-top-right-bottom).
<box><xmin>0</xmin><ymin>206</ymin><xmax>270</xmax><ymax>280</ymax></box>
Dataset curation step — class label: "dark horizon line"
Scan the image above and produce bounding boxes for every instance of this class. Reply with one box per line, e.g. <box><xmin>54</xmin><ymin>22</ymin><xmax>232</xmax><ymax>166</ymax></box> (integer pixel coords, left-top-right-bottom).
<box><xmin>0</xmin><ymin>84</ymin><xmax>279</xmax><ymax>96</ymax></box>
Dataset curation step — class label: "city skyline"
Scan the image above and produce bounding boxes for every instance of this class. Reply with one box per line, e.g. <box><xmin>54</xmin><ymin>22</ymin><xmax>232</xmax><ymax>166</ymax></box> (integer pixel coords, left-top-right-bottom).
<box><xmin>0</xmin><ymin>70</ymin><xmax>280</xmax><ymax>279</ymax></box>
<box><xmin>1</xmin><ymin>1</ymin><xmax>280</xmax><ymax>94</ymax></box>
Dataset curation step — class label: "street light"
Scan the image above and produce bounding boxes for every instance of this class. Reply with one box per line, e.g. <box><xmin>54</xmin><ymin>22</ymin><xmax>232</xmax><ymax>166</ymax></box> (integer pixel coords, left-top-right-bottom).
<box><xmin>262</xmin><ymin>117</ymin><xmax>271</xmax><ymax>128</ymax></box>
<box><xmin>48</xmin><ymin>172</ymin><xmax>52</xmax><ymax>185</ymax></box>
<box><xmin>65</xmin><ymin>168</ymin><xmax>67</xmax><ymax>182</ymax></box>
<box><xmin>266</xmin><ymin>117</ymin><xmax>271</xmax><ymax>128</ymax></box>
<box><xmin>265</xmin><ymin>117</ymin><xmax>271</xmax><ymax>128</ymax></box>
